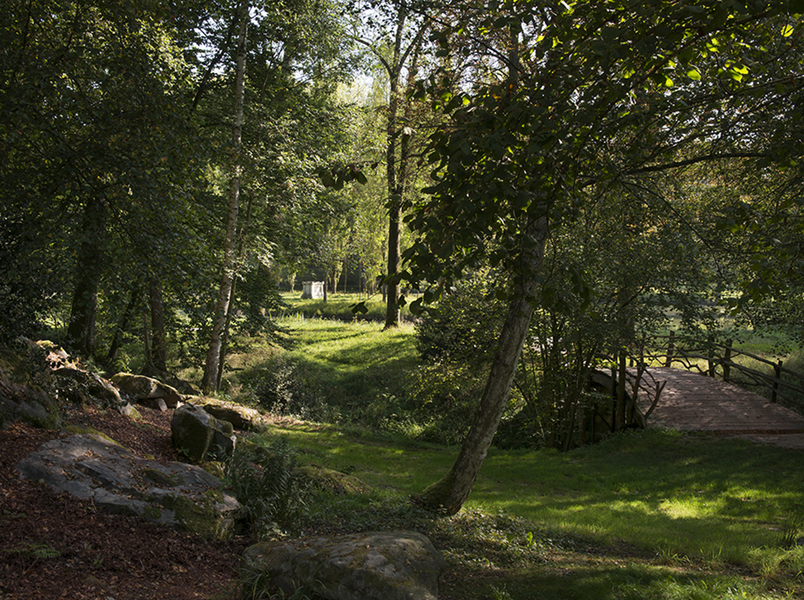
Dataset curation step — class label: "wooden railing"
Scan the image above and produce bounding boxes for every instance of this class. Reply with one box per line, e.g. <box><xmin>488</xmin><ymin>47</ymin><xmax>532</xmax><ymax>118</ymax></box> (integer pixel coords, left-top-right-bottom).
<box><xmin>630</xmin><ymin>332</ymin><xmax>804</xmax><ymax>410</ymax></box>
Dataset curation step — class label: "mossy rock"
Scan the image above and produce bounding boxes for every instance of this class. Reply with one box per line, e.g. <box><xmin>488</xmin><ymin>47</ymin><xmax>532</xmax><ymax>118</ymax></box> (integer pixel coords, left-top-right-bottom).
<box><xmin>241</xmin><ymin>531</ymin><xmax>447</xmax><ymax>600</ymax></box>
<box><xmin>184</xmin><ymin>396</ymin><xmax>266</xmax><ymax>431</ymax></box>
<box><xmin>17</xmin><ymin>433</ymin><xmax>244</xmax><ymax>541</ymax></box>
<box><xmin>200</xmin><ymin>461</ymin><xmax>226</xmax><ymax>479</ymax></box>
<box><xmin>64</xmin><ymin>425</ymin><xmax>127</xmax><ymax>449</ymax></box>
<box><xmin>160</xmin><ymin>492</ymin><xmax>241</xmax><ymax>540</ymax></box>
<box><xmin>298</xmin><ymin>465</ymin><xmax>372</xmax><ymax>495</ymax></box>
<box><xmin>171</xmin><ymin>404</ymin><xmax>236</xmax><ymax>463</ymax></box>
<box><xmin>140</xmin><ymin>467</ymin><xmax>183</xmax><ymax>487</ymax></box>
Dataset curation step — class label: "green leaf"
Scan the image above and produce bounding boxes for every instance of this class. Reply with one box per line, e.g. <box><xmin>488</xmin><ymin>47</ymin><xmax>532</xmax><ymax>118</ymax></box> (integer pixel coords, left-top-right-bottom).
<box><xmin>350</xmin><ymin>302</ymin><xmax>368</xmax><ymax>315</ymax></box>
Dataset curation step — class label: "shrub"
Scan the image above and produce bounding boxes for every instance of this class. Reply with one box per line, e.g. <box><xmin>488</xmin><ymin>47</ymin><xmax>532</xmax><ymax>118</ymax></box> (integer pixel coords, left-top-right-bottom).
<box><xmin>225</xmin><ymin>437</ymin><xmax>312</xmax><ymax>538</ymax></box>
<box><xmin>409</xmin><ymin>271</ymin><xmax>506</xmax><ymax>443</ymax></box>
<box><xmin>414</xmin><ymin>271</ymin><xmax>505</xmax><ymax>365</ymax></box>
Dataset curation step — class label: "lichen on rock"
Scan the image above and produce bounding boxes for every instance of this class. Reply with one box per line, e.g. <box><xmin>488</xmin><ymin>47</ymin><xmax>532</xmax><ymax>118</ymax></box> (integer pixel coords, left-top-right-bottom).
<box><xmin>15</xmin><ymin>433</ymin><xmax>244</xmax><ymax>540</ymax></box>
<box><xmin>241</xmin><ymin>531</ymin><xmax>447</xmax><ymax>600</ymax></box>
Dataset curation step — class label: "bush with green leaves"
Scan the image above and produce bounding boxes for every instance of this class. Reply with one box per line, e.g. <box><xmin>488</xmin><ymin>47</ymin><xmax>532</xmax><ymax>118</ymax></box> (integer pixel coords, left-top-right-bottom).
<box><xmin>409</xmin><ymin>271</ymin><xmax>506</xmax><ymax>443</ymax></box>
<box><xmin>414</xmin><ymin>270</ymin><xmax>506</xmax><ymax>364</ymax></box>
<box><xmin>246</xmin><ymin>355</ymin><xmax>338</xmax><ymax>423</ymax></box>
<box><xmin>225</xmin><ymin>436</ymin><xmax>312</xmax><ymax>538</ymax></box>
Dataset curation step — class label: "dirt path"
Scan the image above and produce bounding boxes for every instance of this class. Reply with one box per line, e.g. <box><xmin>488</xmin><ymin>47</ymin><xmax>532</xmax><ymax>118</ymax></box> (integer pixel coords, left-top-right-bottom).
<box><xmin>637</xmin><ymin>367</ymin><xmax>804</xmax><ymax>449</ymax></box>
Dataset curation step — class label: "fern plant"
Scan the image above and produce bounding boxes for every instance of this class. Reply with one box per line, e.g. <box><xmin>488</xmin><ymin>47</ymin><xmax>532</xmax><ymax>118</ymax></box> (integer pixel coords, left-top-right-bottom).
<box><xmin>226</xmin><ymin>437</ymin><xmax>312</xmax><ymax>538</ymax></box>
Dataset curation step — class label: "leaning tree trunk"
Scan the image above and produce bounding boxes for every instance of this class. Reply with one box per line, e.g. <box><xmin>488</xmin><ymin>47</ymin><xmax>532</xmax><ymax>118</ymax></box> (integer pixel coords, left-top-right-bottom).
<box><xmin>202</xmin><ymin>0</ymin><xmax>249</xmax><ymax>393</ymax></box>
<box><xmin>67</xmin><ymin>195</ymin><xmax>107</xmax><ymax>357</ymax></box>
<box><xmin>415</xmin><ymin>214</ymin><xmax>549</xmax><ymax>515</ymax></box>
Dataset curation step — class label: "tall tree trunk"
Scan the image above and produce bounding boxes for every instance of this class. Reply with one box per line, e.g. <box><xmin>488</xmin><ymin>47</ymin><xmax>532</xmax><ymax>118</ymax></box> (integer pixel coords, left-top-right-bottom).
<box><xmin>148</xmin><ymin>277</ymin><xmax>167</xmax><ymax>375</ymax></box>
<box><xmin>383</xmin><ymin>7</ymin><xmax>406</xmax><ymax>330</ymax></box>
<box><xmin>216</xmin><ymin>191</ymin><xmax>253</xmax><ymax>391</ymax></box>
<box><xmin>142</xmin><ymin>290</ymin><xmax>152</xmax><ymax>373</ymax></box>
<box><xmin>106</xmin><ymin>281</ymin><xmax>140</xmax><ymax>368</ymax></box>
<box><xmin>67</xmin><ymin>195</ymin><xmax>107</xmax><ymax>357</ymax></box>
<box><xmin>415</xmin><ymin>214</ymin><xmax>549</xmax><ymax>515</ymax></box>
<box><xmin>202</xmin><ymin>0</ymin><xmax>249</xmax><ymax>393</ymax></box>
<box><xmin>216</xmin><ymin>273</ymin><xmax>237</xmax><ymax>391</ymax></box>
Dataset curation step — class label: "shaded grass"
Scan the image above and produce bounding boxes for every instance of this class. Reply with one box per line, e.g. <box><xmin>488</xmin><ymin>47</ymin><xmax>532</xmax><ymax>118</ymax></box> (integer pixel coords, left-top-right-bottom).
<box><xmin>276</xmin><ymin>291</ymin><xmax>414</xmax><ymax>323</ymax></box>
<box><xmin>256</xmin><ymin>421</ymin><xmax>804</xmax><ymax>599</ymax></box>
<box><xmin>222</xmin><ymin>316</ymin><xmax>804</xmax><ymax>598</ymax></box>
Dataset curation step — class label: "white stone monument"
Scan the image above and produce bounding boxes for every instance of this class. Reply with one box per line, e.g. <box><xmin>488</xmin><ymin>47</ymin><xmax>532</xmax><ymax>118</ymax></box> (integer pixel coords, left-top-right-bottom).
<box><xmin>302</xmin><ymin>281</ymin><xmax>324</xmax><ymax>299</ymax></box>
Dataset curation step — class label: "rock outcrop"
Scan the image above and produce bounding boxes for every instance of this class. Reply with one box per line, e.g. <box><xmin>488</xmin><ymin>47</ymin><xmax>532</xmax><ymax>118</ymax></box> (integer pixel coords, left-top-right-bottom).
<box><xmin>0</xmin><ymin>341</ymin><xmax>61</xmax><ymax>430</ymax></box>
<box><xmin>111</xmin><ymin>373</ymin><xmax>183</xmax><ymax>409</ymax></box>
<box><xmin>184</xmin><ymin>396</ymin><xmax>265</xmax><ymax>431</ymax></box>
<box><xmin>15</xmin><ymin>433</ymin><xmax>244</xmax><ymax>540</ymax></box>
<box><xmin>241</xmin><ymin>531</ymin><xmax>447</xmax><ymax>600</ymax></box>
<box><xmin>171</xmin><ymin>404</ymin><xmax>236</xmax><ymax>462</ymax></box>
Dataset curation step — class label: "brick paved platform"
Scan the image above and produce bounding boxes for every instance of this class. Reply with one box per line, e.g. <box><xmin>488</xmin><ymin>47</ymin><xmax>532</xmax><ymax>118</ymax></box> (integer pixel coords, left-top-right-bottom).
<box><xmin>636</xmin><ymin>367</ymin><xmax>804</xmax><ymax>449</ymax></box>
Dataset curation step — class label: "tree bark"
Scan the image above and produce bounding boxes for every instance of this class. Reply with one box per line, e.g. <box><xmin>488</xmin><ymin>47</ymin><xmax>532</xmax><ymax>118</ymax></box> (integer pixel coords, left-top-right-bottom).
<box><xmin>415</xmin><ymin>214</ymin><xmax>549</xmax><ymax>515</ymax></box>
<box><xmin>215</xmin><ymin>275</ymin><xmax>236</xmax><ymax>391</ymax></box>
<box><xmin>67</xmin><ymin>195</ymin><xmax>107</xmax><ymax>357</ymax></box>
<box><xmin>382</xmin><ymin>6</ymin><xmax>407</xmax><ymax>330</ymax></box>
<box><xmin>202</xmin><ymin>0</ymin><xmax>249</xmax><ymax>393</ymax></box>
<box><xmin>148</xmin><ymin>277</ymin><xmax>167</xmax><ymax>375</ymax></box>
<box><xmin>216</xmin><ymin>190</ymin><xmax>253</xmax><ymax>391</ymax></box>
<box><xmin>106</xmin><ymin>281</ymin><xmax>140</xmax><ymax>367</ymax></box>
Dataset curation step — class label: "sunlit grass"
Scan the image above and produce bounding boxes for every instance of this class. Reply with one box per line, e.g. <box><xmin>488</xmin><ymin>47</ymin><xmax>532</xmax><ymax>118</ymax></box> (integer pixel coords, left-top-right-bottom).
<box><xmin>275</xmin><ymin>291</ymin><xmax>414</xmax><ymax>322</ymax></box>
<box><xmin>221</xmin><ymin>315</ymin><xmax>804</xmax><ymax>599</ymax></box>
<box><xmin>277</xmin><ymin>314</ymin><xmax>417</xmax><ymax>410</ymax></box>
<box><xmin>262</xmin><ymin>420</ymin><xmax>804</xmax><ymax>575</ymax></box>
<box><xmin>257</xmin><ymin>420</ymin><xmax>804</xmax><ymax>599</ymax></box>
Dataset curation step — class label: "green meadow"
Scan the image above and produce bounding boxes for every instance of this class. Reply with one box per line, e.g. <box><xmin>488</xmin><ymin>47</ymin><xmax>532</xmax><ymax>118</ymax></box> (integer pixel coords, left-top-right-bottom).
<box><xmin>220</xmin><ymin>307</ymin><xmax>804</xmax><ymax>600</ymax></box>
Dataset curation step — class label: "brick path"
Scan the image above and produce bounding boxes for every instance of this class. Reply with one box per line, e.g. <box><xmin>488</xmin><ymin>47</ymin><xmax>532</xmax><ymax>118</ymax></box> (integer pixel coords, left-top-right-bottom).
<box><xmin>636</xmin><ymin>367</ymin><xmax>804</xmax><ymax>449</ymax></box>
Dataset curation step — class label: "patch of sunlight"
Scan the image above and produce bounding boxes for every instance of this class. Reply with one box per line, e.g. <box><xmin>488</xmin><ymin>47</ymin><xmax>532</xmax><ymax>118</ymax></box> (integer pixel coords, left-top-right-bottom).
<box><xmin>659</xmin><ymin>497</ymin><xmax>722</xmax><ymax>519</ymax></box>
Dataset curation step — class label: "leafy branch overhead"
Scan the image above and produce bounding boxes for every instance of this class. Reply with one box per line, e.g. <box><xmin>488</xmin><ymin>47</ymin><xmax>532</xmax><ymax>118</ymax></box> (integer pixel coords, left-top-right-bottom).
<box><xmin>317</xmin><ymin>162</ymin><xmax>377</xmax><ymax>190</ymax></box>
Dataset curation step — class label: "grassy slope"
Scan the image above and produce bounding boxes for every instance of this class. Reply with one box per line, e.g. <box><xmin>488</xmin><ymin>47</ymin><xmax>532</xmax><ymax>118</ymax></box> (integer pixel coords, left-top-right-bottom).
<box><xmin>225</xmin><ymin>309</ymin><xmax>804</xmax><ymax>599</ymax></box>
<box><xmin>268</xmin><ymin>420</ymin><xmax>804</xmax><ymax>600</ymax></box>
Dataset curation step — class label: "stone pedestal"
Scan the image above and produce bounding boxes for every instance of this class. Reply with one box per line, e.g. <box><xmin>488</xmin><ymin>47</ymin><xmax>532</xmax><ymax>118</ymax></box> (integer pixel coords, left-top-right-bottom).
<box><xmin>302</xmin><ymin>281</ymin><xmax>324</xmax><ymax>299</ymax></box>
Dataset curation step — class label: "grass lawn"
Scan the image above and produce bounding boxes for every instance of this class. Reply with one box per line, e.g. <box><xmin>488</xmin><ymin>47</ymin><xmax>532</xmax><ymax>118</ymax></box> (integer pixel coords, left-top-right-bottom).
<box><xmin>275</xmin><ymin>291</ymin><xmax>414</xmax><ymax>323</ymax></box>
<box><xmin>222</xmin><ymin>315</ymin><xmax>804</xmax><ymax>599</ymax></box>
<box><xmin>257</xmin><ymin>420</ymin><xmax>804</xmax><ymax>600</ymax></box>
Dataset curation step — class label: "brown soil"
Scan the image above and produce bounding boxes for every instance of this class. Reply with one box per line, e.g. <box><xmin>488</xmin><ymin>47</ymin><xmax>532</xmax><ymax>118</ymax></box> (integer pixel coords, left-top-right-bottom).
<box><xmin>0</xmin><ymin>405</ymin><xmax>252</xmax><ymax>600</ymax></box>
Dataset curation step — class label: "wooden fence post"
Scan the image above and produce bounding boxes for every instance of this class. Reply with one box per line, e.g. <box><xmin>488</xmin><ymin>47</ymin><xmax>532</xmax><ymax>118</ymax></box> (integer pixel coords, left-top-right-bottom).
<box><xmin>723</xmin><ymin>339</ymin><xmax>732</xmax><ymax>382</ymax></box>
<box><xmin>665</xmin><ymin>331</ymin><xmax>674</xmax><ymax>368</ymax></box>
<box><xmin>707</xmin><ymin>333</ymin><xmax>716</xmax><ymax>378</ymax></box>
<box><xmin>617</xmin><ymin>349</ymin><xmax>627</xmax><ymax>430</ymax></box>
<box><xmin>772</xmin><ymin>359</ymin><xmax>782</xmax><ymax>403</ymax></box>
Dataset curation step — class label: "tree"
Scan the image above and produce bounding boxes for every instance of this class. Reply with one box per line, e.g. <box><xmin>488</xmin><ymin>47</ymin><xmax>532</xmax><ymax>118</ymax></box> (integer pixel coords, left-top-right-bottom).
<box><xmin>199</xmin><ymin>0</ymin><xmax>357</xmax><ymax>389</ymax></box>
<box><xmin>203</xmin><ymin>0</ymin><xmax>250</xmax><ymax>393</ymax></box>
<box><xmin>350</xmin><ymin>0</ymin><xmax>435</xmax><ymax>327</ymax></box>
<box><xmin>1</xmin><ymin>0</ymin><xmax>211</xmax><ymax>356</ymax></box>
<box><xmin>405</xmin><ymin>0</ymin><xmax>804</xmax><ymax>514</ymax></box>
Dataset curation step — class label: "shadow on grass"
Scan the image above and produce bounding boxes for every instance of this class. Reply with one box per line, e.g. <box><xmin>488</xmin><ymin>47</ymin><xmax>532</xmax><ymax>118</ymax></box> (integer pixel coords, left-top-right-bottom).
<box><xmin>444</xmin><ymin>560</ymin><xmax>762</xmax><ymax>600</ymax></box>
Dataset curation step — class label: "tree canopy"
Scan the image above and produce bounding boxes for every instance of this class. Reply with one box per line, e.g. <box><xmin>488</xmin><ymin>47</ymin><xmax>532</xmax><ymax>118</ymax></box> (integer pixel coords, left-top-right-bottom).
<box><xmin>400</xmin><ymin>0</ymin><xmax>804</xmax><ymax>513</ymax></box>
<box><xmin>3</xmin><ymin>0</ymin><xmax>804</xmax><ymax>515</ymax></box>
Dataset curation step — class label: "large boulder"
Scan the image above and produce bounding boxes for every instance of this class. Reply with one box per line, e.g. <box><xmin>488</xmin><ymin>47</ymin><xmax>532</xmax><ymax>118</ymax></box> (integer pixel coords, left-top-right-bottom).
<box><xmin>184</xmin><ymin>396</ymin><xmax>265</xmax><ymax>431</ymax></box>
<box><xmin>171</xmin><ymin>404</ymin><xmax>236</xmax><ymax>462</ymax></box>
<box><xmin>0</xmin><ymin>383</ymin><xmax>59</xmax><ymax>430</ymax></box>
<box><xmin>0</xmin><ymin>344</ymin><xmax>61</xmax><ymax>430</ymax></box>
<box><xmin>15</xmin><ymin>433</ymin><xmax>244</xmax><ymax>540</ymax></box>
<box><xmin>52</xmin><ymin>365</ymin><xmax>141</xmax><ymax>420</ymax></box>
<box><xmin>241</xmin><ymin>531</ymin><xmax>448</xmax><ymax>600</ymax></box>
<box><xmin>111</xmin><ymin>373</ymin><xmax>183</xmax><ymax>409</ymax></box>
